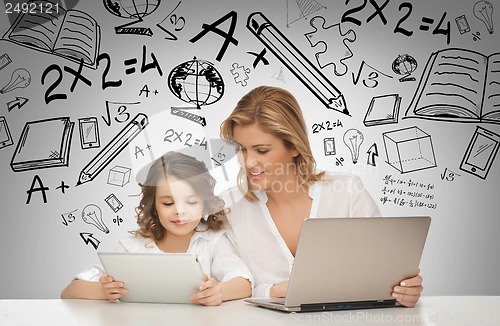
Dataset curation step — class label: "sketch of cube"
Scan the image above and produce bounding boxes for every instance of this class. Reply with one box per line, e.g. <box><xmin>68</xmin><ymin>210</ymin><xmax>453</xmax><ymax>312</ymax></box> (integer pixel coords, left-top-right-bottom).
<box><xmin>107</xmin><ymin>165</ymin><xmax>131</xmax><ymax>187</ymax></box>
<box><xmin>382</xmin><ymin>126</ymin><xmax>437</xmax><ymax>174</ymax></box>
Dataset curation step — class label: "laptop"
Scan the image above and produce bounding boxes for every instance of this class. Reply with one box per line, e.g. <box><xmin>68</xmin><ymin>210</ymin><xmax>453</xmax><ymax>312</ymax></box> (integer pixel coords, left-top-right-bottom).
<box><xmin>98</xmin><ymin>252</ymin><xmax>205</xmax><ymax>304</ymax></box>
<box><xmin>245</xmin><ymin>216</ymin><xmax>431</xmax><ymax>312</ymax></box>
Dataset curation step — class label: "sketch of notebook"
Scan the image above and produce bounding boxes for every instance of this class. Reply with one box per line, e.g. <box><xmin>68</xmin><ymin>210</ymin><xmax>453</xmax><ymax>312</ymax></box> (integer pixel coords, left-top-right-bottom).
<box><xmin>3</xmin><ymin>0</ymin><xmax>101</xmax><ymax>68</ymax></box>
<box><xmin>404</xmin><ymin>48</ymin><xmax>500</xmax><ymax>124</ymax></box>
<box><xmin>10</xmin><ymin>117</ymin><xmax>74</xmax><ymax>172</ymax></box>
<box><xmin>364</xmin><ymin>94</ymin><xmax>401</xmax><ymax>127</ymax></box>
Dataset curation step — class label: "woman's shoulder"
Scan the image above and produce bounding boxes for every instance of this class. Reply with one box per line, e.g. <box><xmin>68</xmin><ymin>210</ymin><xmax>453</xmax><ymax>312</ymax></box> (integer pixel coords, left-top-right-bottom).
<box><xmin>218</xmin><ymin>186</ymin><xmax>260</xmax><ymax>214</ymax></box>
<box><xmin>312</xmin><ymin>171</ymin><xmax>369</xmax><ymax>196</ymax></box>
<box><xmin>218</xmin><ymin>186</ymin><xmax>248</xmax><ymax>207</ymax></box>
<box><xmin>317</xmin><ymin>171</ymin><xmax>363</xmax><ymax>183</ymax></box>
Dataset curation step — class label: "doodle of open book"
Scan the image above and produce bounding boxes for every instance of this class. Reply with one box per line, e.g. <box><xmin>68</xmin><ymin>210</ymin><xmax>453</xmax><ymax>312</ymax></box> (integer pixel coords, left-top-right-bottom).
<box><xmin>404</xmin><ymin>48</ymin><xmax>500</xmax><ymax>125</ymax></box>
<box><xmin>2</xmin><ymin>0</ymin><xmax>100</xmax><ymax>68</ymax></box>
<box><xmin>10</xmin><ymin>117</ymin><xmax>74</xmax><ymax>172</ymax></box>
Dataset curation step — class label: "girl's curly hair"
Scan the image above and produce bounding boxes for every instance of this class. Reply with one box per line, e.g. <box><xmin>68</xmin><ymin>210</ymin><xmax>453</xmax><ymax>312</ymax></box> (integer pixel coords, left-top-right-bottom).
<box><xmin>130</xmin><ymin>151</ymin><xmax>228</xmax><ymax>241</ymax></box>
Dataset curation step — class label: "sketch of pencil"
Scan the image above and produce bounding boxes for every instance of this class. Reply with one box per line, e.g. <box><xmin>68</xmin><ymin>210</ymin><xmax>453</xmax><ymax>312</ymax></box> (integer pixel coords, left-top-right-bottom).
<box><xmin>76</xmin><ymin>113</ymin><xmax>149</xmax><ymax>186</ymax></box>
<box><xmin>246</xmin><ymin>12</ymin><xmax>349</xmax><ymax>116</ymax></box>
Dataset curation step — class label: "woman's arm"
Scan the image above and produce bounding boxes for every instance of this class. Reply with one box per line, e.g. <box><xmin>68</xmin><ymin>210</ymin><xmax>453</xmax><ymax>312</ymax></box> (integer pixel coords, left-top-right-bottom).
<box><xmin>392</xmin><ymin>269</ymin><xmax>423</xmax><ymax>307</ymax></box>
<box><xmin>269</xmin><ymin>280</ymin><xmax>288</xmax><ymax>298</ymax></box>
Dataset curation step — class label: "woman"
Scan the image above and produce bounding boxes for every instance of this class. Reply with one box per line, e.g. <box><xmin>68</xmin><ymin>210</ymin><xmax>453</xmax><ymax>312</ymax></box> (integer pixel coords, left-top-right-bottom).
<box><xmin>220</xmin><ymin>86</ymin><xmax>423</xmax><ymax>307</ymax></box>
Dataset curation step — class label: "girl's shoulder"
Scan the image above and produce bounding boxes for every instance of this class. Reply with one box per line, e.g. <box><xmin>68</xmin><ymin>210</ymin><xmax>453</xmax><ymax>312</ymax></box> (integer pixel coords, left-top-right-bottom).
<box><xmin>118</xmin><ymin>235</ymin><xmax>159</xmax><ymax>253</ymax></box>
<box><xmin>196</xmin><ymin>227</ymin><xmax>228</xmax><ymax>243</ymax></box>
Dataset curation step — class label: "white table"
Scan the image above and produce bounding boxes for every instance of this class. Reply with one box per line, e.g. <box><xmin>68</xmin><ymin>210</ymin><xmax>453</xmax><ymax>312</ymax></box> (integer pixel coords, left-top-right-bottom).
<box><xmin>1</xmin><ymin>296</ymin><xmax>499</xmax><ymax>326</ymax></box>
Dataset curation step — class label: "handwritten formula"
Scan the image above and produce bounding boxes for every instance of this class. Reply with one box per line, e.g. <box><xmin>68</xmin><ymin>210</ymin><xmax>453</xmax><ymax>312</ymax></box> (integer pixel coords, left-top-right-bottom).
<box><xmin>380</xmin><ymin>175</ymin><xmax>437</xmax><ymax>209</ymax></box>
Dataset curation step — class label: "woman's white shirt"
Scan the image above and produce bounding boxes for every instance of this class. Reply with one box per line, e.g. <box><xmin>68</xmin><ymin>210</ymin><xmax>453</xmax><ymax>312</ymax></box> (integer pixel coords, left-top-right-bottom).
<box><xmin>74</xmin><ymin>229</ymin><xmax>253</xmax><ymax>286</ymax></box>
<box><xmin>223</xmin><ymin>172</ymin><xmax>381</xmax><ymax>298</ymax></box>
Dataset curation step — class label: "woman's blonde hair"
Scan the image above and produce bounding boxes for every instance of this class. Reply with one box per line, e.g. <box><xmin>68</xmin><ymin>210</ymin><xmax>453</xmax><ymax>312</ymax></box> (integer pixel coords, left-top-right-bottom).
<box><xmin>131</xmin><ymin>151</ymin><xmax>227</xmax><ymax>241</ymax></box>
<box><xmin>220</xmin><ymin>86</ymin><xmax>324</xmax><ymax>201</ymax></box>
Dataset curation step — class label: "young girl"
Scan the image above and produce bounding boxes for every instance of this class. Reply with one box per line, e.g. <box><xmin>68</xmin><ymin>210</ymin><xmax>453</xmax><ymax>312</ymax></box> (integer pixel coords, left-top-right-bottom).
<box><xmin>61</xmin><ymin>151</ymin><xmax>252</xmax><ymax>306</ymax></box>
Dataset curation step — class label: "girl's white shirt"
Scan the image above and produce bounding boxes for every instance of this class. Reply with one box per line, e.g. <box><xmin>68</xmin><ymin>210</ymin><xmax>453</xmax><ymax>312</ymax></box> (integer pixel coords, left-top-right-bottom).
<box><xmin>74</xmin><ymin>228</ymin><xmax>253</xmax><ymax>286</ymax></box>
<box><xmin>221</xmin><ymin>172</ymin><xmax>381</xmax><ymax>298</ymax></box>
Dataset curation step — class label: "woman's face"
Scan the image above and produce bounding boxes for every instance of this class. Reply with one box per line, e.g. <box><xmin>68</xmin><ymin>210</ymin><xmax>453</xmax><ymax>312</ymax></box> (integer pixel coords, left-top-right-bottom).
<box><xmin>232</xmin><ymin>124</ymin><xmax>299</xmax><ymax>192</ymax></box>
<box><xmin>155</xmin><ymin>177</ymin><xmax>204</xmax><ymax>237</ymax></box>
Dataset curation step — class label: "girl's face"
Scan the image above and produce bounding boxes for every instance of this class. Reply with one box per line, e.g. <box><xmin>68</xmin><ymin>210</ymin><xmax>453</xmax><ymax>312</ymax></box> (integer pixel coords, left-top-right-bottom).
<box><xmin>232</xmin><ymin>123</ymin><xmax>299</xmax><ymax>192</ymax></box>
<box><xmin>155</xmin><ymin>177</ymin><xmax>204</xmax><ymax>238</ymax></box>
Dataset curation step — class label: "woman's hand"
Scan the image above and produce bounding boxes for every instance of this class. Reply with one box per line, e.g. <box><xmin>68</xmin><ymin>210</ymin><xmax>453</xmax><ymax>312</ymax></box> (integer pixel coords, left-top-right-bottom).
<box><xmin>269</xmin><ymin>280</ymin><xmax>289</xmax><ymax>298</ymax></box>
<box><xmin>392</xmin><ymin>269</ymin><xmax>423</xmax><ymax>307</ymax></box>
<box><xmin>99</xmin><ymin>275</ymin><xmax>127</xmax><ymax>300</ymax></box>
<box><xmin>191</xmin><ymin>275</ymin><xmax>223</xmax><ymax>306</ymax></box>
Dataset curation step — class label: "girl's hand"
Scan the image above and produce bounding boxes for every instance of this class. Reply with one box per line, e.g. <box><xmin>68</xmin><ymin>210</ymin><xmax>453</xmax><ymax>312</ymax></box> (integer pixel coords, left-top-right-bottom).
<box><xmin>191</xmin><ymin>275</ymin><xmax>223</xmax><ymax>306</ymax></box>
<box><xmin>99</xmin><ymin>275</ymin><xmax>127</xmax><ymax>300</ymax></box>
<box><xmin>392</xmin><ymin>269</ymin><xmax>423</xmax><ymax>307</ymax></box>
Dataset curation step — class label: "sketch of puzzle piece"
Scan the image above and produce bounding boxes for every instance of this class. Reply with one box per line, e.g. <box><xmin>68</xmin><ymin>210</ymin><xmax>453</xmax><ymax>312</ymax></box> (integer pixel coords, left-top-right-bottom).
<box><xmin>230</xmin><ymin>63</ymin><xmax>250</xmax><ymax>86</ymax></box>
<box><xmin>304</xmin><ymin>16</ymin><xmax>356</xmax><ymax>76</ymax></box>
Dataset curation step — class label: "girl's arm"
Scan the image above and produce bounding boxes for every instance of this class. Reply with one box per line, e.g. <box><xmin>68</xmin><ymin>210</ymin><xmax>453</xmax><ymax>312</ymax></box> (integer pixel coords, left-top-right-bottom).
<box><xmin>191</xmin><ymin>275</ymin><xmax>251</xmax><ymax>306</ymax></box>
<box><xmin>220</xmin><ymin>276</ymin><xmax>252</xmax><ymax>301</ymax></box>
<box><xmin>191</xmin><ymin>231</ymin><xmax>253</xmax><ymax>306</ymax></box>
<box><xmin>61</xmin><ymin>279</ymin><xmax>107</xmax><ymax>299</ymax></box>
<box><xmin>62</xmin><ymin>239</ymin><xmax>133</xmax><ymax>300</ymax></box>
<box><xmin>61</xmin><ymin>276</ymin><xmax>127</xmax><ymax>300</ymax></box>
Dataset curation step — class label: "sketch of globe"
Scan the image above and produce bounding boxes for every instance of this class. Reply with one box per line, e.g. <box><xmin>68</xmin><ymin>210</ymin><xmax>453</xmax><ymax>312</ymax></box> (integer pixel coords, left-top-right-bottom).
<box><xmin>168</xmin><ymin>57</ymin><xmax>225</xmax><ymax>109</ymax></box>
<box><xmin>392</xmin><ymin>54</ymin><xmax>417</xmax><ymax>76</ymax></box>
<box><xmin>103</xmin><ymin>0</ymin><xmax>160</xmax><ymax>19</ymax></box>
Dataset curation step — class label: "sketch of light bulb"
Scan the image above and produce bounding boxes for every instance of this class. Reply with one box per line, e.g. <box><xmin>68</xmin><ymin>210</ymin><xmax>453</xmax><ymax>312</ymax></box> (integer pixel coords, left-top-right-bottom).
<box><xmin>343</xmin><ymin>128</ymin><xmax>364</xmax><ymax>164</ymax></box>
<box><xmin>474</xmin><ymin>0</ymin><xmax>494</xmax><ymax>34</ymax></box>
<box><xmin>0</xmin><ymin>68</ymin><xmax>31</xmax><ymax>94</ymax></box>
<box><xmin>81</xmin><ymin>204</ymin><xmax>109</xmax><ymax>234</ymax></box>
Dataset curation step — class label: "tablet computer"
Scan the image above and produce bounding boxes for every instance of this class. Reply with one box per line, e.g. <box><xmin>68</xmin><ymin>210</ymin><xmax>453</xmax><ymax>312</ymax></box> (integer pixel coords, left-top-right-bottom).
<box><xmin>98</xmin><ymin>252</ymin><xmax>205</xmax><ymax>304</ymax></box>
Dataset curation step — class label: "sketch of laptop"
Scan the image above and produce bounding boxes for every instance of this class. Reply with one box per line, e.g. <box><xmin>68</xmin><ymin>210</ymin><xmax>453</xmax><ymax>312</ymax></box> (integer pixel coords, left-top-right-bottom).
<box><xmin>245</xmin><ymin>216</ymin><xmax>431</xmax><ymax>312</ymax></box>
<box><xmin>98</xmin><ymin>252</ymin><xmax>205</xmax><ymax>304</ymax></box>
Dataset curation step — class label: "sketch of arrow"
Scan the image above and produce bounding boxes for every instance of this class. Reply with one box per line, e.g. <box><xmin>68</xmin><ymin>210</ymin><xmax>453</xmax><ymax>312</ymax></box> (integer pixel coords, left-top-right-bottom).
<box><xmin>366</xmin><ymin>143</ymin><xmax>378</xmax><ymax>166</ymax></box>
<box><xmin>80</xmin><ymin>232</ymin><xmax>100</xmax><ymax>250</ymax></box>
<box><xmin>7</xmin><ymin>97</ymin><xmax>29</xmax><ymax>111</ymax></box>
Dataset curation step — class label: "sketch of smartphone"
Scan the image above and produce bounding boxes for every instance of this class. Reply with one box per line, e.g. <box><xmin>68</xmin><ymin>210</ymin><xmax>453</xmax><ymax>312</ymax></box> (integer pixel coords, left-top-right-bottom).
<box><xmin>0</xmin><ymin>53</ymin><xmax>12</xmax><ymax>71</ymax></box>
<box><xmin>323</xmin><ymin>137</ymin><xmax>336</xmax><ymax>156</ymax></box>
<box><xmin>459</xmin><ymin>126</ymin><xmax>500</xmax><ymax>180</ymax></box>
<box><xmin>455</xmin><ymin>15</ymin><xmax>470</xmax><ymax>34</ymax></box>
<box><xmin>79</xmin><ymin>117</ymin><xmax>100</xmax><ymax>149</ymax></box>
<box><xmin>0</xmin><ymin>116</ymin><xmax>14</xmax><ymax>149</ymax></box>
<box><xmin>105</xmin><ymin>193</ymin><xmax>123</xmax><ymax>213</ymax></box>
